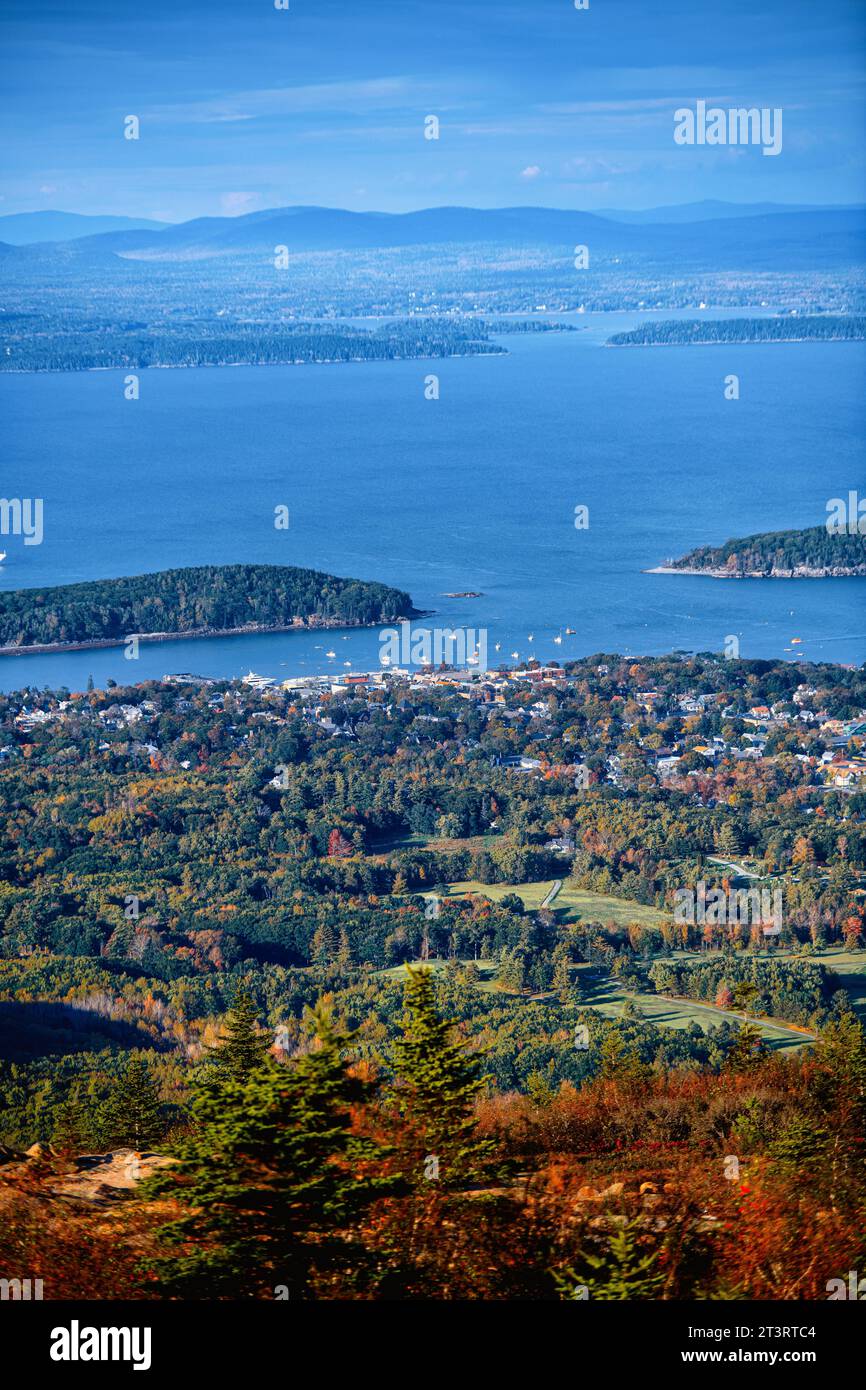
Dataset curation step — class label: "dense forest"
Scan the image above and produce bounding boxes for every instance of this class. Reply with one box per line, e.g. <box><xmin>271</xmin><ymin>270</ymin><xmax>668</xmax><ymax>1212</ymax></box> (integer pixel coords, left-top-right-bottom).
<box><xmin>0</xmin><ymin>563</ymin><xmax>417</xmax><ymax>649</ymax></box>
<box><xmin>0</xmin><ymin>317</ymin><xmax>505</xmax><ymax>373</ymax></box>
<box><xmin>607</xmin><ymin>314</ymin><xmax>866</xmax><ymax>346</ymax></box>
<box><xmin>667</xmin><ymin>525</ymin><xmax>866</xmax><ymax>577</ymax></box>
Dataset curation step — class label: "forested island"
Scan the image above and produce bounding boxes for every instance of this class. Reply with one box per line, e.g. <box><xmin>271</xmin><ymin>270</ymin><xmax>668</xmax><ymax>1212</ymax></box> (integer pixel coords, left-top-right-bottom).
<box><xmin>652</xmin><ymin>526</ymin><xmax>866</xmax><ymax>578</ymax></box>
<box><xmin>0</xmin><ymin>563</ymin><xmax>417</xmax><ymax>652</ymax></box>
<box><xmin>607</xmin><ymin>314</ymin><xmax>866</xmax><ymax>346</ymax></box>
<box><xmin>0</xmin><ymin>318</ymin><xmax>506</xmax><ymax>373</ymax></box>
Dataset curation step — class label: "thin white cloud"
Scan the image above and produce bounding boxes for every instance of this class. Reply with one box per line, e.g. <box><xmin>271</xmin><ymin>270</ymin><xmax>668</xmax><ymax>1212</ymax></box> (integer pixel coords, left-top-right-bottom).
<box><xmin>147</xmin><ymin>78</ymin><xmax>435</xmax><ymax>125</ymax></box>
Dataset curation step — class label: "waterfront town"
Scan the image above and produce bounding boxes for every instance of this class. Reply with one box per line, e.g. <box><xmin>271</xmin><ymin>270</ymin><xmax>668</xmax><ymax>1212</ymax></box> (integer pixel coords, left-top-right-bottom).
<box><xmin>8</xmin><ymin>656</ymin><xmax>866</xmax><ymax>797</ymax></box>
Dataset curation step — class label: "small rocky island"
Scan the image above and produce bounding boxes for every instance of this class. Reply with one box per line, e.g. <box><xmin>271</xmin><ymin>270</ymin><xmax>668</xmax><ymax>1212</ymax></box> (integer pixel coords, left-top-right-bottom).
<box><xmin>649</xmin><ymin>525</ymin><xmax>866</xmax><ymax>578</ymax></box>
<box><xmin>0</xmin><ymin>563</ymin><xmax>418</xmax><ymax>654</ymax></box>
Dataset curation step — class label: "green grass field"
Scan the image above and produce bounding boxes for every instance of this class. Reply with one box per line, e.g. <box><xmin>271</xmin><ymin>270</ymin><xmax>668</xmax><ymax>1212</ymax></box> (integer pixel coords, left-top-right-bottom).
<box><xmin>375</xmin><ymin>957</ymin><xmax>811</xmax><ymax>1051</ymax></box>
<box><xmin>440</xmin><ymin>877</ymin><xmax>666</xmax><ymax>928</ymax></box>
<box><xmin>573</xmin><ymin>964</ymin><xmax>813</xmax><ymax>1052</ymax></box>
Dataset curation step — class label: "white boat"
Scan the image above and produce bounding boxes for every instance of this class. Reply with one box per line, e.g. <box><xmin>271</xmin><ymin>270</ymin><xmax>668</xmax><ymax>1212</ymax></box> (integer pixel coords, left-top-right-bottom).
<box><xmin>0</xmin><ymin>552</ymin><xmax>6</xmax><ymax>563</ymax></box>
<box><xmin>326</xmin><ymin>650</ymin><xmax>336</xmax><ymax>658</ymax></box>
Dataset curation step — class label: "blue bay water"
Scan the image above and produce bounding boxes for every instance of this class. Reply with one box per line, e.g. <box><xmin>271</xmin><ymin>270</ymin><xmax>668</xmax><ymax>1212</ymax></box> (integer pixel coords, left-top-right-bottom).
<box><xmin>0</xmin><ymin>310</ymin><xmax>864</xmax><ymax>692</ymax></box>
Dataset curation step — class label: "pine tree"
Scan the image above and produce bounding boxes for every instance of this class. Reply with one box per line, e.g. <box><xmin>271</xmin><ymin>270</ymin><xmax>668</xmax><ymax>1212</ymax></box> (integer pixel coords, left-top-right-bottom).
<box><xmin>389</xmin><ymin>966</ymin><xmax>495</xmax><ymax>1189</ymax></box>
<box><xmin>716</xmin><ymin>823</ymin><xmax>741</xmax><ymax>857</ymax></box>
<box><xmin>496</xmin><ymin>946</ymin><xmax>526</xmax><ymax>993</ymax></box>
<box><xmin>207</xmin><ymin>989</ymin><xmax>271</xmax><ymax>1081</ymax></box>
<box><xmin>141</xmin><ymin>1005</ymin><xmax>393</xmax><ymax>1298</ymax></box>
<box><xmin>310</xmin><ymin>923</ymin><xmax>337</xmax><ymax>971</ymax></box>
<box><xmin>51</xmin><ymin>1089</ymin><xmax>97</xmax><ymax>1155</ymax></box>
<box><xmin>598</xmin><ymin>1027</ymin><xmax>650</xmax><ymax>1086</ymax></box>
<box><xmin>552</xmin><ymin>950</ymin><xmax>573</xmax><ymax>1001</ymax></box>
<box><xmin>554</xmin><ymin>1218</ymin><xmax>664</xmax><ymax>1300</ymax></box>
<box><xmin>724</xmin><ymin>1022</ymin><xmax>764</xmax><ymax>1073</ymax></box>
<box><xmin>98</xmin><ymin>1058</ymin><xmax>165</xmax><ymax>1150</ymax></box>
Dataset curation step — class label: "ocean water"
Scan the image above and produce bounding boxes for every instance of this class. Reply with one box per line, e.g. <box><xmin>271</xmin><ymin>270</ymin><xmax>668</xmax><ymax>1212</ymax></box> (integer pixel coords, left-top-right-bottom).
<box><xmin>1</xmin><ymin>310</ymin><xmax>864</xmax><ymax>693</ymax></box>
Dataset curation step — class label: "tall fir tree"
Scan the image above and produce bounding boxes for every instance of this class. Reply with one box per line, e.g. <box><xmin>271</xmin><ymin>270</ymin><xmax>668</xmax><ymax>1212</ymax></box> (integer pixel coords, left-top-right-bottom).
<box><xmin>207</xmin><ymin>989</ymin><xmax>271</xmax><ymax>1081</ymax></box>
<box><xmin>724</xmin><ymin>1021</ymin><xmax>765</xmax><ymax>1073</ymax></box>
<box><xmin>141</xmin><ymin>1005</ymin><xmax>393</xmax><ymax>1298</ymax></box>
<box><xmin>51</xmin><ymin>1088</ymin><xmax>98</xmax><ymax>1156</ymax></box>
<box><xmin>389</xmin><ymin>966</ymin><xmax>495</xmax><ymax>1189</ymax></box>
<box><xmin>98</xmin><ymin>1058</ymin><xmax>165</xmax><ymax>1150</ymax></box>
<box><xmin>598</xmin><ymin>1027</ymin><xmax>651</xmax><ymax>1087</ymax></box>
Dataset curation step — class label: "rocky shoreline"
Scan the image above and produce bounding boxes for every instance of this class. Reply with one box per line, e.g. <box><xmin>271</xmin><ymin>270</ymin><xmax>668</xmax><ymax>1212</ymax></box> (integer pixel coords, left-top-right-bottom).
<box><xmin>0</xmin><ymin>614</ymin><xmax>419</xmax><ymax>658</ymax></box>
<box><xmin>646</xmin><ymin>564</ymin><xmax>866</xmax><ymax>579</ymax></box>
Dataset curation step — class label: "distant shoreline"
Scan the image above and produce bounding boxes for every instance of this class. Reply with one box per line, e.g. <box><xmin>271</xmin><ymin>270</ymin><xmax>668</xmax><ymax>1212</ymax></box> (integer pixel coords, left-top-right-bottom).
<box><xmin>646</xmin><ymin>565</ymin><xmax>864</xmax><ymax>579</ymax></box>
<box><xmin>608</xmin><ymin>337</ymin><xmax>863</xmax><ymax>348</ymax></box>
<box><xmin>0</xmin><ymin>615</ymin><xmax>432</xmax><ymax>658</ymax></box>
<box><xmin>0</xmin><ymin>350</ymin><xmax>506</xmax><ymax>378</ymax></box>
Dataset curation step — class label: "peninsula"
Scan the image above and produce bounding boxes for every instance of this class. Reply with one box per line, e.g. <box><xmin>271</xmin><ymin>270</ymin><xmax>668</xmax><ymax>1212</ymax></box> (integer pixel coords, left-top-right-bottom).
<box><xmin>608</xmin><ymin>315</ymin><xmax>866</xmax><ymax>347</ymax></box>
<box><xmin>649</xmin><ymin>526</ymin><xmax>866</xmax><ymax>578</ymax></box>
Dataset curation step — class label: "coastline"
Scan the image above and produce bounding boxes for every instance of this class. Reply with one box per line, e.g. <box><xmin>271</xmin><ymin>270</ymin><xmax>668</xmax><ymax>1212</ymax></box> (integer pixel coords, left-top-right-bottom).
<box><xmin>645</xmin><ymin>565</ymin><xmax>866</xmax><ymax>579</ymax></box>
<box><xmin>608</xmin><ymin>336</ymin><xmax>866</xmax><ymax>348</ymax></box>
<box><xmin>0</xmin><ymin>350</ymin><xmax>507</xmax><ymax>378</ymax></box>
<box><xmin>0</xmin><ymin>613</ymin><xmax>426</xmax><ymax>658</ymax></box>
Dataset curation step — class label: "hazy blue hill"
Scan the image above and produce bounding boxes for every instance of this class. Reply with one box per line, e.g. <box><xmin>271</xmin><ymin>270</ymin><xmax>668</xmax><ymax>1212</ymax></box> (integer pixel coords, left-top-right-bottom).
<box><xmin>53</xmin><ymin>203</ymin><xmax>864</xmax><ymax>269</ymax></box>
<box><xmin>0</xmin><ymin>211</ymin><xmax>168</xmax><ymax>244</ymax></box>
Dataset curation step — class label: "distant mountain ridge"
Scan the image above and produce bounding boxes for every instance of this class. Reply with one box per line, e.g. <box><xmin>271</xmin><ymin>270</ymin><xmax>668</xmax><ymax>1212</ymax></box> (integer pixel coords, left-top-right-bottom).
<box><xmin>0</xmin><ymin>204</ymin><xmax>861</xmax><ymax>267</ymax></box>
<box><xmin>0</xmin><ymin>211</ymin><xmax>168</xmax><ymax>245</ymax></box>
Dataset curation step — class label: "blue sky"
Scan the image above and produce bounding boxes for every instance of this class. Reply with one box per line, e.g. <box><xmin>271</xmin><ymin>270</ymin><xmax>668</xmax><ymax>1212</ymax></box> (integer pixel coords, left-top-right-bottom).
<box><xmin>2</xmin><ymin>0</ymin><xmax>865</xmax><ymax>220</ymax></box>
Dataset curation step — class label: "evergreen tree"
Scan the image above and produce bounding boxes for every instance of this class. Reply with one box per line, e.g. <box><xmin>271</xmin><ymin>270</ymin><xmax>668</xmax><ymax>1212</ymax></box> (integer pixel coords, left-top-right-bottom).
<box><xmin>51</xmin><ymin>1088</ymin><xmax>97</xmax><ymax>1155</ymax></box>
<box><xmin>142</xmin><ymin>1005</ymin><xmax>393</xmax><ymax>1298</ymax></box>
<box><xmin>598</xmin><ymin>1028</ymin><xmax>650</xmax><ymax>1086</ymax></box>
<box><xmin>389</xmin><ymin>966</ymin><xmax>495</xmax><ymax>1189</ymax></box>
<box><xmin>552</xmin><ymin>952</ymin><xmax>572</xmax><ymax>1001</ymax></box>
<box><xmin>207</xmin><ymin>989</ymin><xmax>271</xmax><ymax>1081</ymax></box>
<box><xmin>767</xmin><ymin>1113</ymin><xmax>829</xmax><ymax>1174</ymax></box>
<box><xmin>98</xmin><ymin>1058</ymin><xmax>165</xmax><ymax>1150</ymax></box>
<box><xmin>555</xmin><ymin>1218</ymin><xmax>665</xmax><ymax>1301</ymax></box>
<box><xmin>496</xmin><ymin>946</ymin><xmax>526</xmax><ymax>993</ymax></box>
<box><xmin>724</xmin><ymin>1022</ymin><xmax>765</xmax><ymax>1073</ymax></box>
<box><xmin>716</xmin><ymin>824</ymin><xmax>741</xmax><ymax>857</ymax></box>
